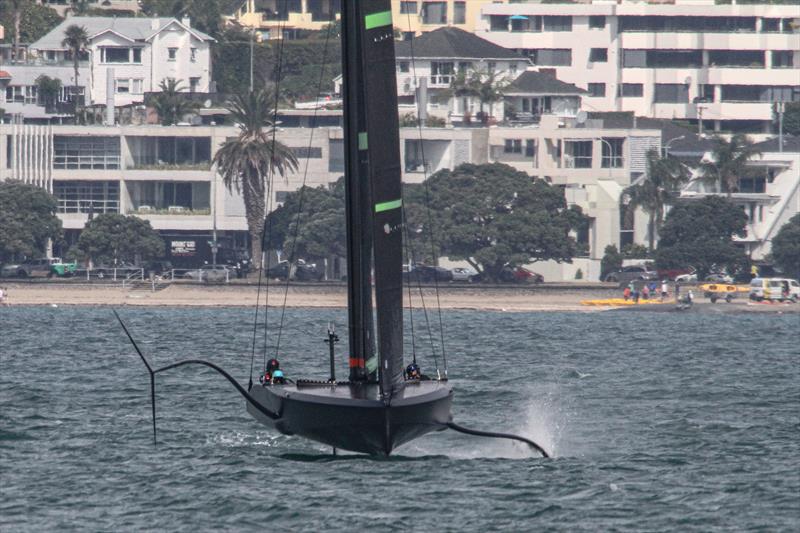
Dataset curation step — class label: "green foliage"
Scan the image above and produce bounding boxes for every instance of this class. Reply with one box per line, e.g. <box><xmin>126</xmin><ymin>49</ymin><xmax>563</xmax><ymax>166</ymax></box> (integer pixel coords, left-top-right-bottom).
<box><xmin>771</xmin><ymin>213</ymin><xmax>800</xmax><ymax>279</ymax></box>
<box><xmin>35</xmin><ymin>75</ymin><xmax>62</xmax><ymax>111</ymax></box>
<box><xmin>449</xmin><ymin>68</ymin><xmax>509</xmax><ymax>122</ymax></box>
<box><xmin>623</xmin><ymin>149</ymin><xmax>688</xmax><ymax>250</ymax></box>
<box><xmin>574</xmin><ymin>268</ymin><xmax>583</xmax><ymax>280</ymax></box>
<box><xmin>655</xmin><ymin>196</ymin><xmax>749</xmax><ymax>279</ymax></box>
<box><xmin>148</xmin><ymin>79</ymin><xmax>200</xmax><ymax>125</ymax></box>
<box><xmin>600</xmin><ymin>245</ymin><xmax>623</xmax><ymax>279</ymax></box>
<box><xmin>139</xmin><ymin>0</ymin><xmax>223</xmax><ymax>36</ymax></box>
<box><xmin>76</xmin><ymin>214</ymin><xmax>164</xmax><ymax>263</ymax></box>
<box><xmin>213</xmin><ymin>26</ymin><xmax>342</xmax><ymax>102</ymax></box>
<box><xmin>266</xmin><ymin>179</ymin><xmax>346</xmax><ymax>261</ymax></box>
<box><xmin>0</xmin><ymin>180</ymin><xmax>62</xmax><ymax>260</ymax></box>
<box><xmin>699</xmin><ymin>134</ymin><xmax>761</xmax><ymax>196</ymax></box>
<box><xmin>778</xmin><ymin>102</ymin><xmax>800</xmax><ymax>136</ymax></box>
<box><xmin>405</xmin><ymin>163</ymin><xmax>587</xmax><ymax>281</ymax></box>
<box><xmin>0</xmin><ymin>1</ymin><xmax>62</xmax><ymax>45</ymax></box>
<box><xmin>622</xmin><ymin>243</ymin><xmax>650</xmax><ymax>258</ymax></box>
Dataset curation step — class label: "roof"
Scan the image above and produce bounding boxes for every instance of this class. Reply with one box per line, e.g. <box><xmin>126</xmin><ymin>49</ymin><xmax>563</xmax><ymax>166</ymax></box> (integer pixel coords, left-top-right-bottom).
<box><xmin>587</xmin><ymin>111</ymin><xmax>713</xmax><ymax>155</ymax></box>
<box><xmin>505</xmin><ymin>70</ymin><xmax>585</xmax><ymax>96</ymax></box>
<box><xmin>394</xmin><ymin>27</ymin><xmax>523</xmax><ymax>61</ymax></box>
<box><xmin>31</xmin><ymin>17</ymin><xmax>214</xmax><ymax>50</ymax></box>
<box><xmin>752</xmin><ymin>135</ymin><xmax>800</xmax><ymax>154</ymax></box>
<box><xmin>0</xmin><ymin>70</ymin><xmax>11</xmax><ymax>79</ymax></box>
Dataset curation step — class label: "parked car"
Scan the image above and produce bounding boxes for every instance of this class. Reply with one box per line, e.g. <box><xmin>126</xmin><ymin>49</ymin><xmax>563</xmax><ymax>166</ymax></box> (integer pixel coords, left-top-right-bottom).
<box><xmin>265</xmin><ymin>260</ymin><xmax>324</xmax><ymax>281</ymax></box>
<box><xmin>604</xmin><ymin>265</ymin><xmax>659</xmax><ymax>285</ymax></box>
<box><xmin>675</xmin><ymin>272</ymin><xmax>698</xmax><ymax>284</ymax></box>
<box><xmin>1</xmin><ymin>258</ymin><xmax>60</xmax><ymax>278</ymax></box>
<box><xmin>183</xmin><ymin>264</ymin><xmax>231</xmax><ymax>282</ymax></box>
<box><xmin>749</xmin><ymin>277</ymin><xmax>800</xmax><ymax>302</ymax></box>
<box><xmin>704</xmin><ymin>272</ymin><xmax>734</xmax><ymax>284</ymax></box>
<box><xmin>471</xmin><ymin>266</ymin><xmax>544</xmax><ymax>284</ymax></box>
<box><xmin>403</xmin><ymin>264</ymin><xmax>453</xmax><ymax>283</ymax></box>
<box><xmin>657</xmin><ymin>267</ymin><xmax>694</xmax><ymax>281</ymax></box>
<box><xmin>451</xmin><ymin>267</ymin><xmax>478</xmax><ymax>282</ymax></box>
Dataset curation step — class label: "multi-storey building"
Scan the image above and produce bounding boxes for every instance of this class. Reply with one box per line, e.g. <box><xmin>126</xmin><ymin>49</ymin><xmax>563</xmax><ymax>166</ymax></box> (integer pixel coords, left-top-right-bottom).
<box><xmin>36</xmin><ymin>0</ymin><xmax>141</xmax><ymax>16</ymax></box>
<box><xmin>1</xmin><ymin>17</ymin><xmax>213</xmax><ymax>121</ymax></box>
<box><xmin>391</xmin><ymin>0</ymin><xmax>493</xmax><ymax>39</ymax></box>
<box><xmin>478</xmin><ymin>0</ymin><xmax>800</xmax><ymax>134</ymax></box>
<box><xmin>225</xmin><ymin>0</ymin><xmax>341</xmax><ymax>40</ymax></box>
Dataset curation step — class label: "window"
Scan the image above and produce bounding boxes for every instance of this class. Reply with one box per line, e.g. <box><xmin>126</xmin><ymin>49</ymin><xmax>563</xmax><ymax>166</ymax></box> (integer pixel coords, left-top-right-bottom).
<box><xmin>654</xmin><ymin>84</ymin><xmax>690</xmax><ymax>103</ymax></box>
<box><xmin>699</xmin><ymin>84</ymin><xmax>715</xmax><ymax>102</ymax></box>
<box><xmin>532</xmin><ymin>49</ymin><xmax>572</xmax><ymax>66</ymax></box>
<box><xmin>453</xmin><ymin>1</ymin><xmax>466</xmax><ymax>24</ymax></box>
<box><xmin>53</xmin><ymin>136</ymin><xmax>120</xmax><ymax>170</ymax></box>
<box><xmin>458</xmin><ymin>61</ymin><xmax>472</xmax><ymax>72</ymax></box>
<box><xmin>589</xmin><ymin>16</ymin><xmax>606</xmax><ymax>29</ymax></box>
<box><xmin>619</xmin><ymin>83</ymin><xmax>643</xmax><ymax>97</ymax></box>
<box><xmin>421</xmin><ymin>1</ymin><xmax>447</xmax><ymax>24</ymax></box>
<box><xmin>398</xmin><ymin>61</ymin><xmax>410</xmax><ymax>73</ymax></box>
<box><xmin>564</xmin><ymin>140</ymin><xmax>592</xmax><ymax>168</ymax></box>
<box><xmin>588</xmin><ymin>83</ymin><xmax>606</xmax><ymax>97</ymax></box>
<box><xmin>772</xmin><ymin>51</ymin><xmax>794</xmax><ymax>68</ymax></box>
<box><xmin>132</xmin><ymin>48</ymin><xmax>142</xmax><ymax>63</ymax></box>
<box><xmin>619</xmin><ymin>15</ymin><xmax>756</xmax><ymax>33</ymax></box>
<box><xmin>53</xmin><ymin>181</ymin><xmax>119</xmax><ymax>214</ymax></box>
<box><xmin>490</xmin><ymin>15</ymin><xmax>509</xmax><ymax>31</ymax></box>
<box><xmin>762</xmin><ymin>18</ymin><xmax>780</xmax><ymax>32</ymax></box>
<box><xmin>329</xmin><ymin>139</ymin><xmax>344</xmax><ymax>172</ymax></box>
<box><xmin>589</xmin><ymin>48</ymin><xmax>608</xmax><ymax>62</ymax></box>
<box><xmin>189</xmin><ymin>77</ymin><xmax>200</xmax><ymax>92</ymax></box>
<box><xmin>525</xmin><ymin>140</ymin><xmax>536</xmax><ymax>158</ymax></box>
<box><xmin>399</xmin><ymin>1</ymin><xmax>417</xmax><ymax>15</ymax></box>
<box><xmin>708</xmin><ymin>50</ymin><xmax>764</xmax><ymax>68</ymax></box>
<box><xmin>623</xmin><ymin>49</ymin><xmax>702</xmax><ymax>68</ymax></box>
<box><xmin>543</xmin><ymin>16</ymin><xmax>571</xmax><ymax>32</ymax></box>
<box><xmin>168</xmin><ymin>48</ymin><xmax>178</xmax><ymax>61</ymax></box>
<box><xmin>720</xmin><ymin>85</ymin><xmax>800</xmax><ymax>103</ymax></box>
<box><xmin>115</xmin><ymin>79</ymin><xmax>130</xmax><ymax>93</ymax></box>
<box><xmin>190</xmin><ymin>48</ymin><xmax>197</xmax><ymax>62</ymax></box>
<box><xmin>487</xmin><ymin>61</ymin><xmax>496</xmax><ymax>73</ymax></box>
<box><xmin>601</xmin><ymin>138</ymin><xmax>624</xmax><ymax>168</ymax></box>
<box><xmin>102</xmin><ymin>47</ymin><xmax>130</xmax><ymax>63</ymax></box>
<box><xmin>430</xmin><ymin>62</ymin><xmax>454</xmax><ymax>85</ymax></box>
<box><xmin>622</xmin><ymin>50</ymin><xmax>646</xmax><ymax>68</ymax></box>
<box><xmin>511</xmin><ymin>15</ymin><xmax>542</xmax><ymax>32</ymax></box>
<box><xmin>509</xmin><ymin>62</ymin><xmax>518</xmax><ymax>75</ymax></box>
<box><xmin>132</xmin><ymin>79</ymin><xmax>143</xmax><ymax>94</ymax></box>
<box><xmin>504</xmin><ymin>139</ymin><xmax>522</xmax><ymax>154</ymax></box>
<box><xmin>292</xmin><ymin>147</ymin><xmax>322</xmax><ymax>158</ymax></box>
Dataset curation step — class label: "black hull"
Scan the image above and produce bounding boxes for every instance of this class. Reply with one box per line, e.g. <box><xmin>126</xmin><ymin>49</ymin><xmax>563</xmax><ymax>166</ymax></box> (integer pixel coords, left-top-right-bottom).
<box><xmin>247</xmin><ymin>381</ymin><xmax>453</xmax><ymax>455</ymax></box>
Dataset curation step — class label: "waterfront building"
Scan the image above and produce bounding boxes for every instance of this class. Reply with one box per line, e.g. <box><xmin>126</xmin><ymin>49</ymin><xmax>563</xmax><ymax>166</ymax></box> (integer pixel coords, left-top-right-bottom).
<box><xmin>477</xmin><ymin>0</ymin><xmax>800</xmax><ymax>134</ymax></box>
<box><xmin>1</xmin><ymin>17</ymin><xmax>213</xmax><ymax>121</ymax></box>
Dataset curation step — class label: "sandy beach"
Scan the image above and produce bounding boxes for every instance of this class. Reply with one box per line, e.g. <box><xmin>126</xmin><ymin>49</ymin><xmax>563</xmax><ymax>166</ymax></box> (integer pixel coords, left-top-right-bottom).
<box><xmin>1</xmin><ymin>281</ymin><xmax>796</xmax><ymax>313</ymax></box>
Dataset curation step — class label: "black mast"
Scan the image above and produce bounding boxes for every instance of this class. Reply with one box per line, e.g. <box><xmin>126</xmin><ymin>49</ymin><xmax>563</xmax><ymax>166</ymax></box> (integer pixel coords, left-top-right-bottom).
<box><xmin>341</xmin><ymin>0</ymin><xmax>374</xmax><ymax>382</ymax></box>
<box><xmin>342</xmin><ymin>0</ymin><xmax>405</xmax><ymax>395</ymax></box>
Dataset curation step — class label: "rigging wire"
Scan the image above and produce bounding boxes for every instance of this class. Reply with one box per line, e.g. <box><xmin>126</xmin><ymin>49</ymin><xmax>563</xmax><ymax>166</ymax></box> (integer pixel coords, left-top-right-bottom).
<box><xmin>400</xmin><ymin>207</ymin><xmax>417</xmax><ymax>365</ymax></box>
<box><xmin>248</xmin><ymin>1</ymin><xmax>290</xmax><ymax>387</ymax></box>
<box><xmin>403</xmin><ymin>12</ymin><xmax>449</xmax><ymax>377</ymax></box>
<box><xmin>271</xmin><ymin>15</ymin><xmax>336</xmax><ymax>360</ymax></box>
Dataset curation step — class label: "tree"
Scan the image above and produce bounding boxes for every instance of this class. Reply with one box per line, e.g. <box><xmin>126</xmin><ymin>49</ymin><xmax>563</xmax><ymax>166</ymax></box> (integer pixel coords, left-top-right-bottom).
<box><xmin>600</xmin><ymin>244</ymin><xmax>623</xmax><ymax>280</ymax></box>
<box><xmin>0</xmin><ymin>1</ymin><xmax>62</xmax><ymax>53</ymax></box>
<box><xmin>0</xmin><ymin>180</ymin><xmax>62</xmax><ymax>261</ymax></box>
<box><xmin>35</xmin><ymin>75</ymin><xmax>62</xmax><ymax>112</ymax></box>
<box><xmin>265</xmin><ymin>178</ymin><xmax>346</xmax><ymax>262</ymax></box>
<box><xmin>405</xmin><ymin>163</ymin><xmax>587</xmax><ymax>281</ymax></box>
<box><xmin>213</xmin><ymin>90</ymin><xmax>298</xmax><ymax>268</ymax></box>
<box><xmin>61</xmin><ymin>24</ymin><xmax>89</xmax><ymax>111</ymax></box>
<box><xmin>778</xmin><ymin>102</ymin><xmax>800</xmax><ymax>136</ymax></box>
<box><xmin>623</xmin><ymin>149</ymin><xmax>688</xmax><ymax>251</ymax></box>
<box><xmin>771</xmin><ymin>213</ymin><xmax>800</xmax><ymax>279</ymax></box>
<box><xmin>655</xmin><ymin>196</ymin><xmax>749</xmax><ymax>279</ymax></box>
<box><xmin>149</xmin><ymin>78</ymin><xmax>200</xmax><ymax>125</ymax></box>
<box><xmin>76</xmin><ymin>214</ymin><xmax>164</xmax><ymax>264</ymax></box>
<box><xmin>699</xmin><ymin>134</ymin><xmax>761</xmax><ymax>197</ymax></box>
<box><xmin>449</xmin><ymin>68</ymin><xmax>509</xmax><ymax>123</ymax></box>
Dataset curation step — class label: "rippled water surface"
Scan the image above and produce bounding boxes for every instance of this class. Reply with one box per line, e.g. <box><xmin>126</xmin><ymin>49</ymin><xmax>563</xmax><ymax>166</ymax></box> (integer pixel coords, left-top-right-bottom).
<box><xmin>1</xmin><ymin>306</ymin><xmax>798</xmax><ymax>531</ymax></box>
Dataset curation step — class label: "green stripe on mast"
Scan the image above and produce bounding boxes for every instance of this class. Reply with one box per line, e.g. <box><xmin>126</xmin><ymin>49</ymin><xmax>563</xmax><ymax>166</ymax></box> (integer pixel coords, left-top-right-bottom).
<box><xmin>364</xmin><ymin>10</ymin><xmax>392</xmax><ymax>30</ymax></box>
<box><xmin>374</xmin><ymin>199</ymin><xmax>402</xmax><ymax>213</ymax></box>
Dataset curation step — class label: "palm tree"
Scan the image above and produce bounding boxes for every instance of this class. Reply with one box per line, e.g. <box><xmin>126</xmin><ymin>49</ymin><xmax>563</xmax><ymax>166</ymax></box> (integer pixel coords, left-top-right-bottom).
<box><xmin>61</xmin><ymin>25</ymin><xmax>89</xmax><ymax>110</ymax></box>
<box><xmin>624</xmin><ymin>149</ymin><xmax>689</xmax><ymax>251</ymax></box>
<box><xmin>700</xmin><ymin>134</ymin><xmax>761</xmax><ymax>197</ymax></box>
<box><xmin>150</xmin><ymin>79</ymin><xmax>200</xmax><ymax>125</ymax></box>
<box><xmin>213</xmin><ymin>90</ymin><xmax>298</xmax><ymax>269</ymax></box>
<box><xmin>7</xmin><ymin>0</ymin><xmax>24</xmax><ymax>63</ymax></box>
<box><xmin>449</xmin><ymin>68</ymin><xmax>509</xmax><ymax>123</ymax></box>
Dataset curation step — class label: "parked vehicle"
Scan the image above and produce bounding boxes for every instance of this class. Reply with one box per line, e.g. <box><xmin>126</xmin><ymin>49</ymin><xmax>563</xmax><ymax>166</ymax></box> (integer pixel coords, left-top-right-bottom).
<box><xmin>749</xmin><ymin>278</ymin><xmax>800</xmax><ymax>302</ymax></box>
<box><xmin>451</xmin><ymin>267</ymin><xmax>477</xmax><ymax>282</ymax></box>
<box><xmin>265</xmin><ymin>259</ymin><xmax>324</xmax><ymax>281</ymax></box>
<box><xmin>675</xmin><ymin>272</ymin><xmax>698</xmax><ymax>284</ymax></box>
<box><xmin>604</xmin><ymin>265</ymin><xmax>659</xmax><ymax>285</ymax></box>
<box><xmin>0</xmin><ymin>258</ymin><xmax>64</xmax><ymax>278</ymax></box>
<box><xmin>403</xmin><ymin>264</ymin><xmax>453</xmax><ymax>283</ymax></box>
<box><xmin>183</xmin><ymin>264</ymin><xmax>231</xmax><ymax>282</ymax></box>
<box><xmin>657</xmin><ymin>266</ymin><xmax>694</xmax><ymax>281</ymax></box>
<box><xmin>704</xmin><ymin>272</ymin><xmax>734</xmax><ymax>284</ymax></box>
<box><xmin>471</xmin><ymin>266</ymin><xmax>543</xmax><ymax>284</ymax></box>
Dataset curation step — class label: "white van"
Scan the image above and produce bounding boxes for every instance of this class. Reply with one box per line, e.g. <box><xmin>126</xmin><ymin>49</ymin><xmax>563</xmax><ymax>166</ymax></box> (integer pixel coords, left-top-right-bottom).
<box><xmin>749</xmin><ymin>278</ymin><xmax>800</xmax><ymax>302</ymax></box>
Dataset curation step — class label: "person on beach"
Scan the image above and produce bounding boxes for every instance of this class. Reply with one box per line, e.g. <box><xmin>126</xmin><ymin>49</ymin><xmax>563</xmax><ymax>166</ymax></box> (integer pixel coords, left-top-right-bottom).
<box><xmin>661</xmin><ymin>280</ymin><xmax>669</xmax><ymax>302</ymax></box>
<box><xmin>623</xmin><ymin>286</ymin><xmax>631</xmax><ymax>301</ymax></box>
<box><xmin>632</xmin><ymin>284</ymin><xmax>640</xmax><ymax>303</ymax></box>
<box><xmin>675</xmin><ymin>282</ymin><xmax>681</xmax><ymax>301</ymax></box>
<box><xmin>642</xmin><ymin>285</ymin><xmax>650</xmax><ymax>300</ymax></box>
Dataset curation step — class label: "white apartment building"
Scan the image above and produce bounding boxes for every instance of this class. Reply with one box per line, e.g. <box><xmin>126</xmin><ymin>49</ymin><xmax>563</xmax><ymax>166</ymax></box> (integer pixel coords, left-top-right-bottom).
<box><xmin>1</xmin><ymin>17</ymin><xmax>213</xmax><ymax>120</ymax></box>
<box><xmin>478</xmin><ymin>0</ymin><xmax>800</xmax><ymax>134</ymax></box>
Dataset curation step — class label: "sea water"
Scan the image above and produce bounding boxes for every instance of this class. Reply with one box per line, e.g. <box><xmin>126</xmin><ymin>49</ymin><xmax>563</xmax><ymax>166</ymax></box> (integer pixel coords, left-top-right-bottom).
<box><xmin>1</xmin><ymin>307</ymin><xmax>798</xmax><ymax>531</ymax></box>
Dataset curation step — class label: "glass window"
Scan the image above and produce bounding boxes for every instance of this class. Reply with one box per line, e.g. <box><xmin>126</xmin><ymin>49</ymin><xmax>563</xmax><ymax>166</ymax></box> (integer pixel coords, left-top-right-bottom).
<box><xmin>53</xmin><ymin>181</ymin><xmax>120</xmax><ymax>214</ymax></box>
<box><xmin>398</xmin><ymin>61</ymin><xmax>410</xmax><ymax>73</ymax></box>
<box><xmin>534</xmin><ymin>49</ymin><xmax>572</xmax><ymax>67</ymax></box>
<box><xmin>190</xmin><ymin>48</ymin><xmax>197</xmax><ymax>62</ymax></box>
<box><xmin>292</xmin><ymin>147</ymin><xmax>323</xmax><ymax>159</ymax></box>
<box><xmin>490</xmin><ymin>15</ymin><xmax>509</xmax><ymax>32</ymax></box>
<box><xmin>102</xmin><ymin>47</ymin><xmax>130</xmax><ymax>63</ymax></box>
<box><xmin>54</xmin><ymin>136</ymin><xmax>120</xmax><ymax>170</ymax></box>
<box><xmin>543</xmin><ymin>16</ymin><xmax>572</xmax><ymax>32</ymax></box>
<box><xmin>699</xmin><ymin>84</ymin><xmax>715</xmax><ymax>102</ymax></box>
<box><xmin>525</xmin><ymin>140</ymin><xmax>536</xmax><ymax>158</ymax></box>
<box><xmin>132</xmin><ymin>79</ymin><xmax>143</xmax><ymax>94</ymax></box>
<box><xmin>589</xmin><ymin>48</ymin><xmax>608</xmax><ymax>62</ymax></box>
<box><xmin>588</xmin><ymin>83</ymin><xmax>606</xmax><ymax>97</ymax></box>
<box><xmin>168</xmin><ymin>48</ymin><xmax>178</xmax><ymax>61</ymax></box>
<box><xmin>399</xmin><ymin>1</ymin><xmax>417</xmax><ymax>15</ymax></box>
<box><xmin>654</xmin><ymin>84</ymin><xmax>690</xmax><ymax>103</ymax></box>
<box><xmin>132</xmin><ymin>48</ymin><xmax>142</xmax><ymax>63</ymax></box>
<box><xmin>430</xmin><ymin>61</ymin><xmax>454</xmax><ymax>85</ymax></box>
<box><xmin>771</xmin><ymin>51</ymin><xmax>793</xmax><ymax>68</ymax></box>
<box><xmin>421</xmin><ymin>1</ymin><xmax>447</xmax><ymax>24</ymax></box>
<box><xmin>601</xmin><ymin>138</ymin><xmax>624</xmax><ymax>168</ymax></box>
<box><xmin>504</xmin><ymin>139</ymin><xmax>522</xmax><ymax>153</ymax></box>
<box><xmin>453</xmin><ymin>1</ymin><xmax>466</xmax><ymax>24</ymax></box>
<box><xmin>762</xmin><ymin>18</ymin><xmax>780</xmax><ymax>32</ymax></box>
<box><xmin>619</xmin><ymin>83</ymin><xmax>643</xmax><ymax>97</ymax></box>
<box><xmin>622</xmin><ymin>50</ymin><xmax>646</xmax><ymax>68</ymax></box>
<box><xmin>589</xmin><ymin>16</ymin><xmax>606</xmax><ymax>29</ymax></box>
<box><xmin>115</xmin><ymin>79</ymin><xmax>130</xmax><ymax>93</ymax></box>
<box><xmin>708</xmin><ymin>50</ymin><xmax>764</xmax><ymax>68</ymax></box>
<box><xmin>564</xmin><ymin>141</ymin><xmax>592</xmax><ymax>168</ymax></box>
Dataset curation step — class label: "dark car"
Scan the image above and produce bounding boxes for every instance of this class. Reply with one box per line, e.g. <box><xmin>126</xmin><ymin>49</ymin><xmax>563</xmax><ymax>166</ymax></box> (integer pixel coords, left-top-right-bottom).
<box><xmin>472</xmin><ymin>266</ymin><xmax>544</xmax><ymax>284</ymax></box>
<box><xmin>403</xmin><ymin>264</ymin><xmax>453</xmax><ymax>283</ymax></box>
<box><xmin>266</xmin><ymin>260</ymin><xmax>324</xmax><ymax>281</ymax></box>
<box><xmin>604</xmin><ymin>265</ymin><xmax>658</xmax><ymax>285</ymax></box>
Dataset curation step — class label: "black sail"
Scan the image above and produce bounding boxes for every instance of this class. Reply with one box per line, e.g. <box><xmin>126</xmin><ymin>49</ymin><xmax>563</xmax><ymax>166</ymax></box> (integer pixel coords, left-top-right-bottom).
<box><xmin>361</xmin><ymin>1</ymin><xmax>405</xmax><ymax>395</ymax></box>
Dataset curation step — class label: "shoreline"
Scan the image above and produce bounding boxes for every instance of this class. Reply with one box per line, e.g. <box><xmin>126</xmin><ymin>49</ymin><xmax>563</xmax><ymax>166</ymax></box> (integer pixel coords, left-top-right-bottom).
<box><xmin>1</xmin><ymin>282</ymin><xmax>796</xmax><ymax>313</ymax></box>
